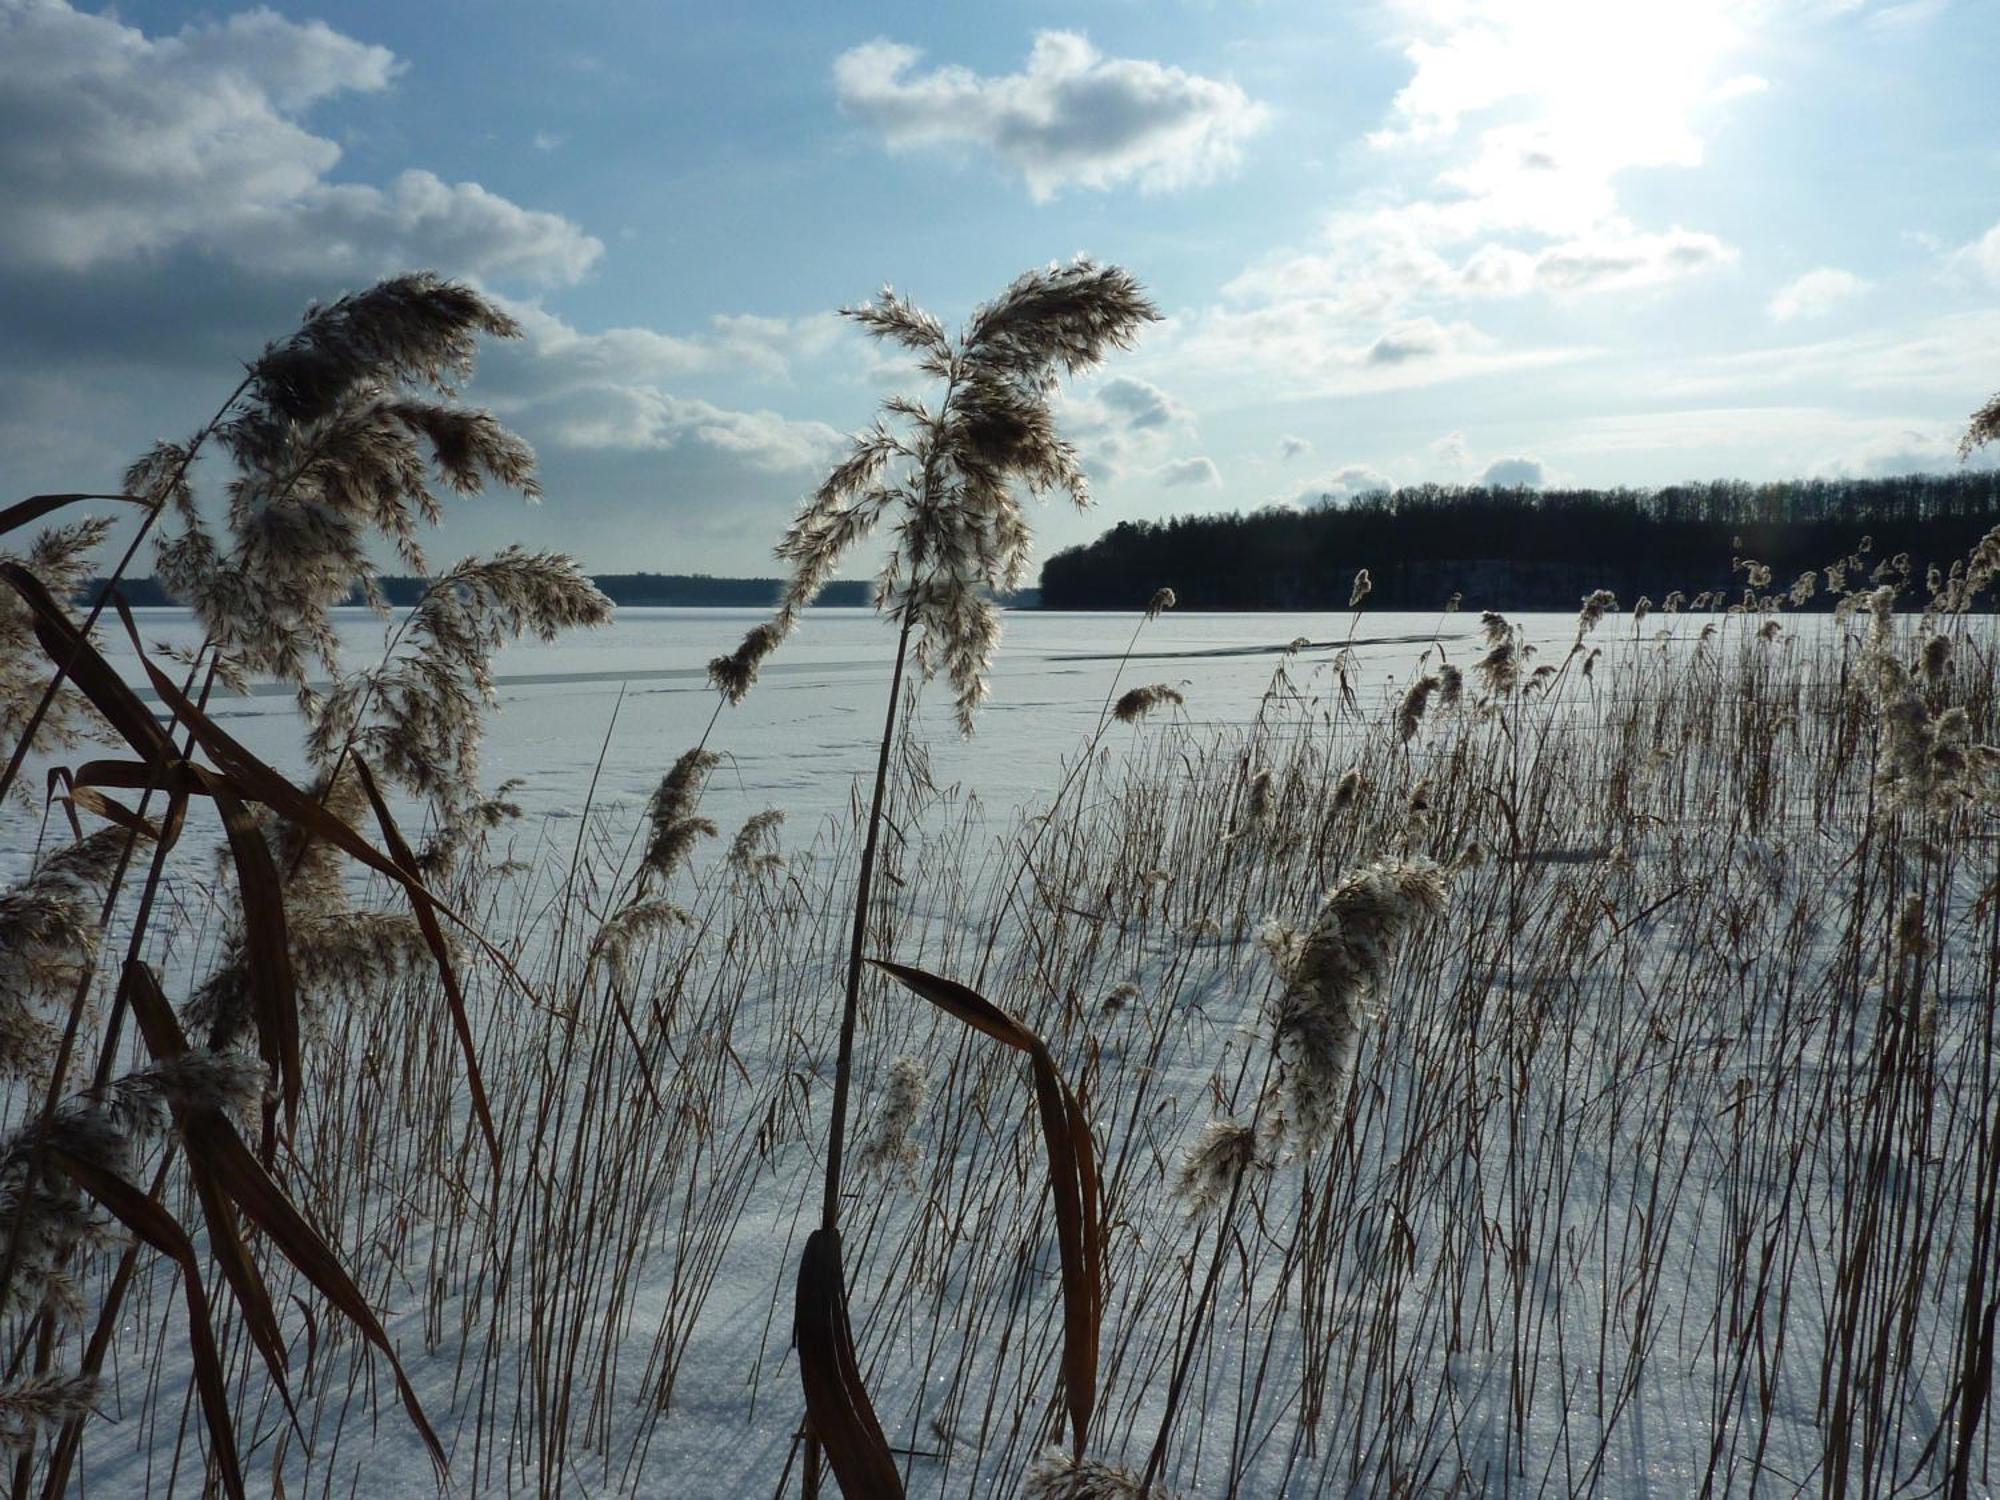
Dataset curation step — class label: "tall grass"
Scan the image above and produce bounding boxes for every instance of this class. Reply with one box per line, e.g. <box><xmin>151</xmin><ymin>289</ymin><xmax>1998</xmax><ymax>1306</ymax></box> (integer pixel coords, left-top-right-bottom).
<box><xmin>2</xmin><ymin>276</ymin><xmax>1999</xmax><ymax>1498</ymax></box>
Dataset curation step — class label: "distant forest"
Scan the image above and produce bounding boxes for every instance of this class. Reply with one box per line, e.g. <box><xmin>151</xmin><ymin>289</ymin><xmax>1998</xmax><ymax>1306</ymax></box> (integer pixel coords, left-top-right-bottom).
<box><xmin>1039</xmin><ymin>474</ymin><xmax>2000</xmax><ymax>611</ymax></box>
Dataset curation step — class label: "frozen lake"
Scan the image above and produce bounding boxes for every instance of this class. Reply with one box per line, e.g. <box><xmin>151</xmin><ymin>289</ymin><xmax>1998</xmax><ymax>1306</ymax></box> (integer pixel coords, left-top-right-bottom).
<box><xmin>88</xmin><ymin>603</ymin><xmax>1634</xmax><ymax>847</ymax></box>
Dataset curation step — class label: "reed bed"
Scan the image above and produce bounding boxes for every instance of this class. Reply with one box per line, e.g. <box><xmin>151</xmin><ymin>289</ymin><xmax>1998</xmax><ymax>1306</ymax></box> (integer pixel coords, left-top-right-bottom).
<box><xmin>35</xmin><ymin>598</ymin><xmax>2000</xmax><ymax>1498</ymax></box>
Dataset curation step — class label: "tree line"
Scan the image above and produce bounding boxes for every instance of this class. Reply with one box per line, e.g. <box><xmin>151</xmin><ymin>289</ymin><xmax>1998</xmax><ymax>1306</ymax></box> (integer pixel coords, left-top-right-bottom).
<box><xmin>1037</xmin><ymin>474</ymin><xmax>2000</xmax><ymax>611</ymax></box>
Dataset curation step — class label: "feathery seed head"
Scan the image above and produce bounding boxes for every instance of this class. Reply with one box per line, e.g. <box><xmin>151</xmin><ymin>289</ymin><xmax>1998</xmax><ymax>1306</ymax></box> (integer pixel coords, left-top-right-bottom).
<box><xmin>1113</xmin><ymin>683</ymin><xmax>1185</xmax><ymax>723</ymax></box>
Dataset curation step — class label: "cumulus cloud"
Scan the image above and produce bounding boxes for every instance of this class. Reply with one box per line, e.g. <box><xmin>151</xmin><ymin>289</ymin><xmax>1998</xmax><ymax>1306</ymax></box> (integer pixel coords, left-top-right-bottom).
<box><xmin>1768</xmin><ymin>267</ymin><xmax>1867</xmax><ymax>322</ymax></box>
<box><xmin>1095</xmin><ymin>375</ymin><xmax>1183</xmax><ymax>429</ymax></box>
<box><xmin>0</xmin><ymin>1</ymin><xmax>600</xmax><ymax>283</ymax></box>
<box><xmin>833</xmin><ymin>31</ymin><xmax>1267</xmax><ymax>199</ymax></box>
<box><xmin>1060</xmin><ymin>372</ymin><xmax>1197</xmax><ymax>481</ymax></box>
<box><xmin>1279</xmin><ymin>464</ymin><xmax>1393</xmax><ymax>509</ymax></box>
<box><xmin>1477</xmin><ymin>455</ymin><xmax>1548</xmax><ymax>489</ymax></box>
<box><xmin>1156</xmin><ymin>455</ymin><xmax>1221</xmax><ymax>488</ymax></box>
<box><xmin>1279</xmin><ymin>434</ymin><xmax>1312</xmax><ymax>460</ymax></box>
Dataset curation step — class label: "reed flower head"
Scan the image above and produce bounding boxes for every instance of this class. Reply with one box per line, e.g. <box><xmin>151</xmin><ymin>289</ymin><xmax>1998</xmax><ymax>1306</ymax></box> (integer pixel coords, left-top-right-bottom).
<box><xmin>1396</xmin><ymin>674</ymin><xmax>1439</xmax><ymax>744</ymax></box>
<box><xmin>154</xmin><ymin>276</ymin><xmax>548</xmax><ymax>698</ymax></box>
<box><xmin>1476</xmin><ymin>638</ymin><xmax>1518</xmax><ymax>696</ymax></box>
<box><xmin>1348</xmin><ymin>568</ymin><xmax>1373</xmax><ymax>610</ymax></box>
<box><xmin>1025</xmin><ymin>1448</ymin><xmax>1170</xmax><ymax>1498</ymax></box>
<box><xmin>643</xmin><ymin>748</ymin><xmax>721</xmax><ymax>887</ymax></box>
<box><xmin>1576</xmin><ymin>589</ymin><xmax>1618</xmax><ymax>636</ymax></box>
<box><xmin>708</xmin><ymin>621</ymin><xmax>783</xmax><ymax>704</ymax></box>
<box><xmin>747</xmin><ymin>260</ymin><xmax>1158</xmax><ymax>732</ymax></box>
<box><xmin>588</xmin><ymin>899</ymin><xmax>693</xmax><ymax>983</ymax></box>
<box><xmin>1268</xmin><ymin>858</ymin><xmax>1449</xmax><ymax>1146</ymax></box>
<box><xmin>1113</xmin><ymin>683</ymin><xmax>1185</xmax><ymax>723</ymax></box>
<box><xmin>1331</xmin><ymin>767</ymin><xmax>1365</xmax><ymax>813</ymax></box>
<box><xmin>1144</xmin><ymin>586</ymin><xmax>1177</xmax><ymax>620</ymax></box>
<box><xmin>727</xmin><ymin>808</ymin><xmax>785</xmax><ymax>876</ymax></box>
<box><xmin>1171</xmin><ymin>1117</ymin><xmax>1265</xmax><ymax>1216</ymax></box>
<box><xmin>0</xmin><ymin>1372</ymin><xmax>99</xmax><ymax>1449</ymax></box>
<box><xmin>854</xmin><ymin>1054</ymin><xmax>928</xmax><ymax>1181</ymax></box>
<box><xmin>0</xmin><ymin>829</ymin><xmax>124</xmax><ymax>1077</ymax></box>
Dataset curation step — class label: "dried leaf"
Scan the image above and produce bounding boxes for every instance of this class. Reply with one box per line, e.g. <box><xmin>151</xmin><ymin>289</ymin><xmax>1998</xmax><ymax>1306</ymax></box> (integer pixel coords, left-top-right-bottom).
<box><xmin>795</xmin><ymin>1228</ymin><xmax>904</xmax><ymax>1498</ymax></box>
<box><xmin>868</xmin><ymin>958</ymin><xmax>1102</xmax><ymax>1455</ymax></box>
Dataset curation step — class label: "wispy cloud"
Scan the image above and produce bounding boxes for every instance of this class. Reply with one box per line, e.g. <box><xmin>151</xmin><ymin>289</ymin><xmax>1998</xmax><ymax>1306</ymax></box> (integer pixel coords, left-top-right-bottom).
<box><xmin>1768</xmin><ymin>267</ymin><xmax>1868</xmax><ymax>322</ymax></box>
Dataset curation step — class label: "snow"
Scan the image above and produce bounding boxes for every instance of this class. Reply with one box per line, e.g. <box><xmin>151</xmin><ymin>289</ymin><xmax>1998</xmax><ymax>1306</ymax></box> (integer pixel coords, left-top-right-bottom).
<box><xmin>16</xmin><ymin>604</ymin><xmax>1996</xmax><ymax>1498</ymax></box>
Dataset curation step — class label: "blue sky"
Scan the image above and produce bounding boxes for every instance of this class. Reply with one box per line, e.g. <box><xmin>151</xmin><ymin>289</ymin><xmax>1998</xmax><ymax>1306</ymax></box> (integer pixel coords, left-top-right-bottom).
<box><xmin>2</xmin><ymin>0</ymin><xmax>1997</xmax><ymax>573</ymax></box>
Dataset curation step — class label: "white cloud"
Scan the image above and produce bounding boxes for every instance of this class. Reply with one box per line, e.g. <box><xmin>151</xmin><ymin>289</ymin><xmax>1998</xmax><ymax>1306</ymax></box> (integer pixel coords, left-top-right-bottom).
<box><xmin>833</xmin><ymin>31</ymin><xmax>1268</xmax><ymax>199</ymax></box>
<box><xmin>1768</xmin><ymin>267</ymin><xmax>1868</xmax><ymax>322</ymax></box>
<box><xmin>1279</xmin><ymin>464</ymin><xmax>1393</xmax><ymax>508</ymax></box>
<box><xmin>1815</xmin><ymin>425</ymin><xmax>1997</xmax><ymax>479</ymax></box>
<box><xmin>0</xmin><ymin>1</ymin><xmax>600</xmax><ymax>283</ymax></box>
<box><xmin>466</xmin><ymin>299</ymin><xmax>847</xmax><ymax>470</ymax></box>
<box><xmin>521</xmin><ymin>386</ymin><xmax>841</xmax><ymax>468</ymax></box>
<box><xmin>1157</xmin><ymin>455</ymin><xmax>1221</xmax><ymax>488</ymax></box>
<box><xmin>1060</xmin><ymin>372</ymin><xmax>1197</xmax><ymax>482</ymax></box>
<box><xmin>1095</xmin><ymin>375</ymin><xmax>1184</xmax><ymax>429</ymax></box>
<box><xmin>1181</xmin><ymin>302</ymin><xmax>1579</xmax><ymax>396</ymax></box>
<box><xmin>1948</xmin><ymin>221</ymin><xmax>2000</xmax><ymax>287</ymax></box>
<box><xmin>1183</xmin><ymin>0</ymin><xmax>1747</xmax><ymax>391</ymax></box>
<box><xmin>1477</xmin><ymin>455</ymin><xmax>1548</xmax><ymax>488</ymax></box>
<box><xmin>1531</xmin><ymin>227</ymin><xmax>1733</xmax><ymax>293</ymax></box>
<box><xmin>1278</xmin><ymin>434</ymin><xmax>1312</xmax><ymax>460</ymax></box>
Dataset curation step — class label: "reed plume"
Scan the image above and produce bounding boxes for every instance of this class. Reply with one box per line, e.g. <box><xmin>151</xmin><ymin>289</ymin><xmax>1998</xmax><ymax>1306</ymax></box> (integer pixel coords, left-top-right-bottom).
<box><xmin>853</xmin><ymin>1055</ymin><xmax>928</xmax><ymax>1182</ymax></box>
<box><xmin>1113</xmin><ymin>684</ymin><xmax>1185</xmax><ymax>723</ymax></box>
<box><xmin>1171</xmin><ymin>1118</ymin><xmax>1264</xmax><ymax>1216</ymax></box>
<box><xmin>0</xmin><ymin>830</ymin><xmax>124</xmax><ymax>1077</ymax></box>
<box><xmin>0</xmin><ymin>521</ymin><xmax>114</xmax><ymax>774</ymax></box>
<box><xmin>641</xmin><ymin>748</ymin><xmax>721</xmax><ymax>890</ymax></box>
<box><xmin>1026</xmin><ymin>1448</ymin><xmax>1169</xmax><ymax>1498</ymax></box>
<box><xmin>1268</xmin><ymin>858</ymin><xmax>1448</xmax><ymax>1146</ymax></box>
<box><xmin>727</xmin><ymin>809</ymin><xmax>785</xmax><ymax>876</ymax></box>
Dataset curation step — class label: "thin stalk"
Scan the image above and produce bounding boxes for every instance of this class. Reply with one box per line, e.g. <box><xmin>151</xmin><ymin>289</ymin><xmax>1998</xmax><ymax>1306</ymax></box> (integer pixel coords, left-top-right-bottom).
<box><xmin>820</xmin><ymin>605</ymin><xmax>917</xmax><ymax>1235</ymax></box>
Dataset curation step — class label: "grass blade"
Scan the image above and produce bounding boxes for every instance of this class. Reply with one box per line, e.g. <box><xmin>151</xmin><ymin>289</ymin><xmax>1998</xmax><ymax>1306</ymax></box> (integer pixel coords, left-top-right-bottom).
<box><xmin>47</xmin><ymin>1149</ymin><xmax>246</xmax><ymax>1500</ymax></box>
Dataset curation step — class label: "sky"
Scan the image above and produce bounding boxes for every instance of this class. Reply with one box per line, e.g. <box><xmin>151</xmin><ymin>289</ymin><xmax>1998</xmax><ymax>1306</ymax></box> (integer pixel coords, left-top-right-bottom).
<box><xmin>2</xmin><ymin>0</ymin><xmax>1997</xmax><ymax>576</ymax></box>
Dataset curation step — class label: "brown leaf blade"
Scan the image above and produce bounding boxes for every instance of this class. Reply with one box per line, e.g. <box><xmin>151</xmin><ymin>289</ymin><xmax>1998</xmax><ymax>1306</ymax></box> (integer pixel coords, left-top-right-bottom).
<box><xmin>795</xmin><ymin>1228</ymin><xmax>904</xmax><ymax>1499</ymax></box>
<box><xmin>0</xmin><ymin>493</ymin><xmax>148</xmax><ymax>538</ymax></box>
<box><xmin>119</xmin><ymin>960</ymin><xmax>446</xmax><ymax>1478</ymax></box>
<box><xmin>47</xmin><ymin>1150</ymin><xmax>246</xmax><ymax>1500</ymax></box>
<box><xmin>193</xmin><ymin>768</ymin><xmax>300</xmax><ymax>1135</ymax></box>
<box><xmin>0</xmin><ymin>564</ymin><xmax>173</xmax><ymax>762</ymax></box>
<box><xmin>118</xmin><ymin>962</ymin><xmax>293</xmax><ymax>1414</ymax></box>
<box><xmin>867</xmin><ymin>958</ymin><xmax>1102</xmax><ymax>1456</ymax></box>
